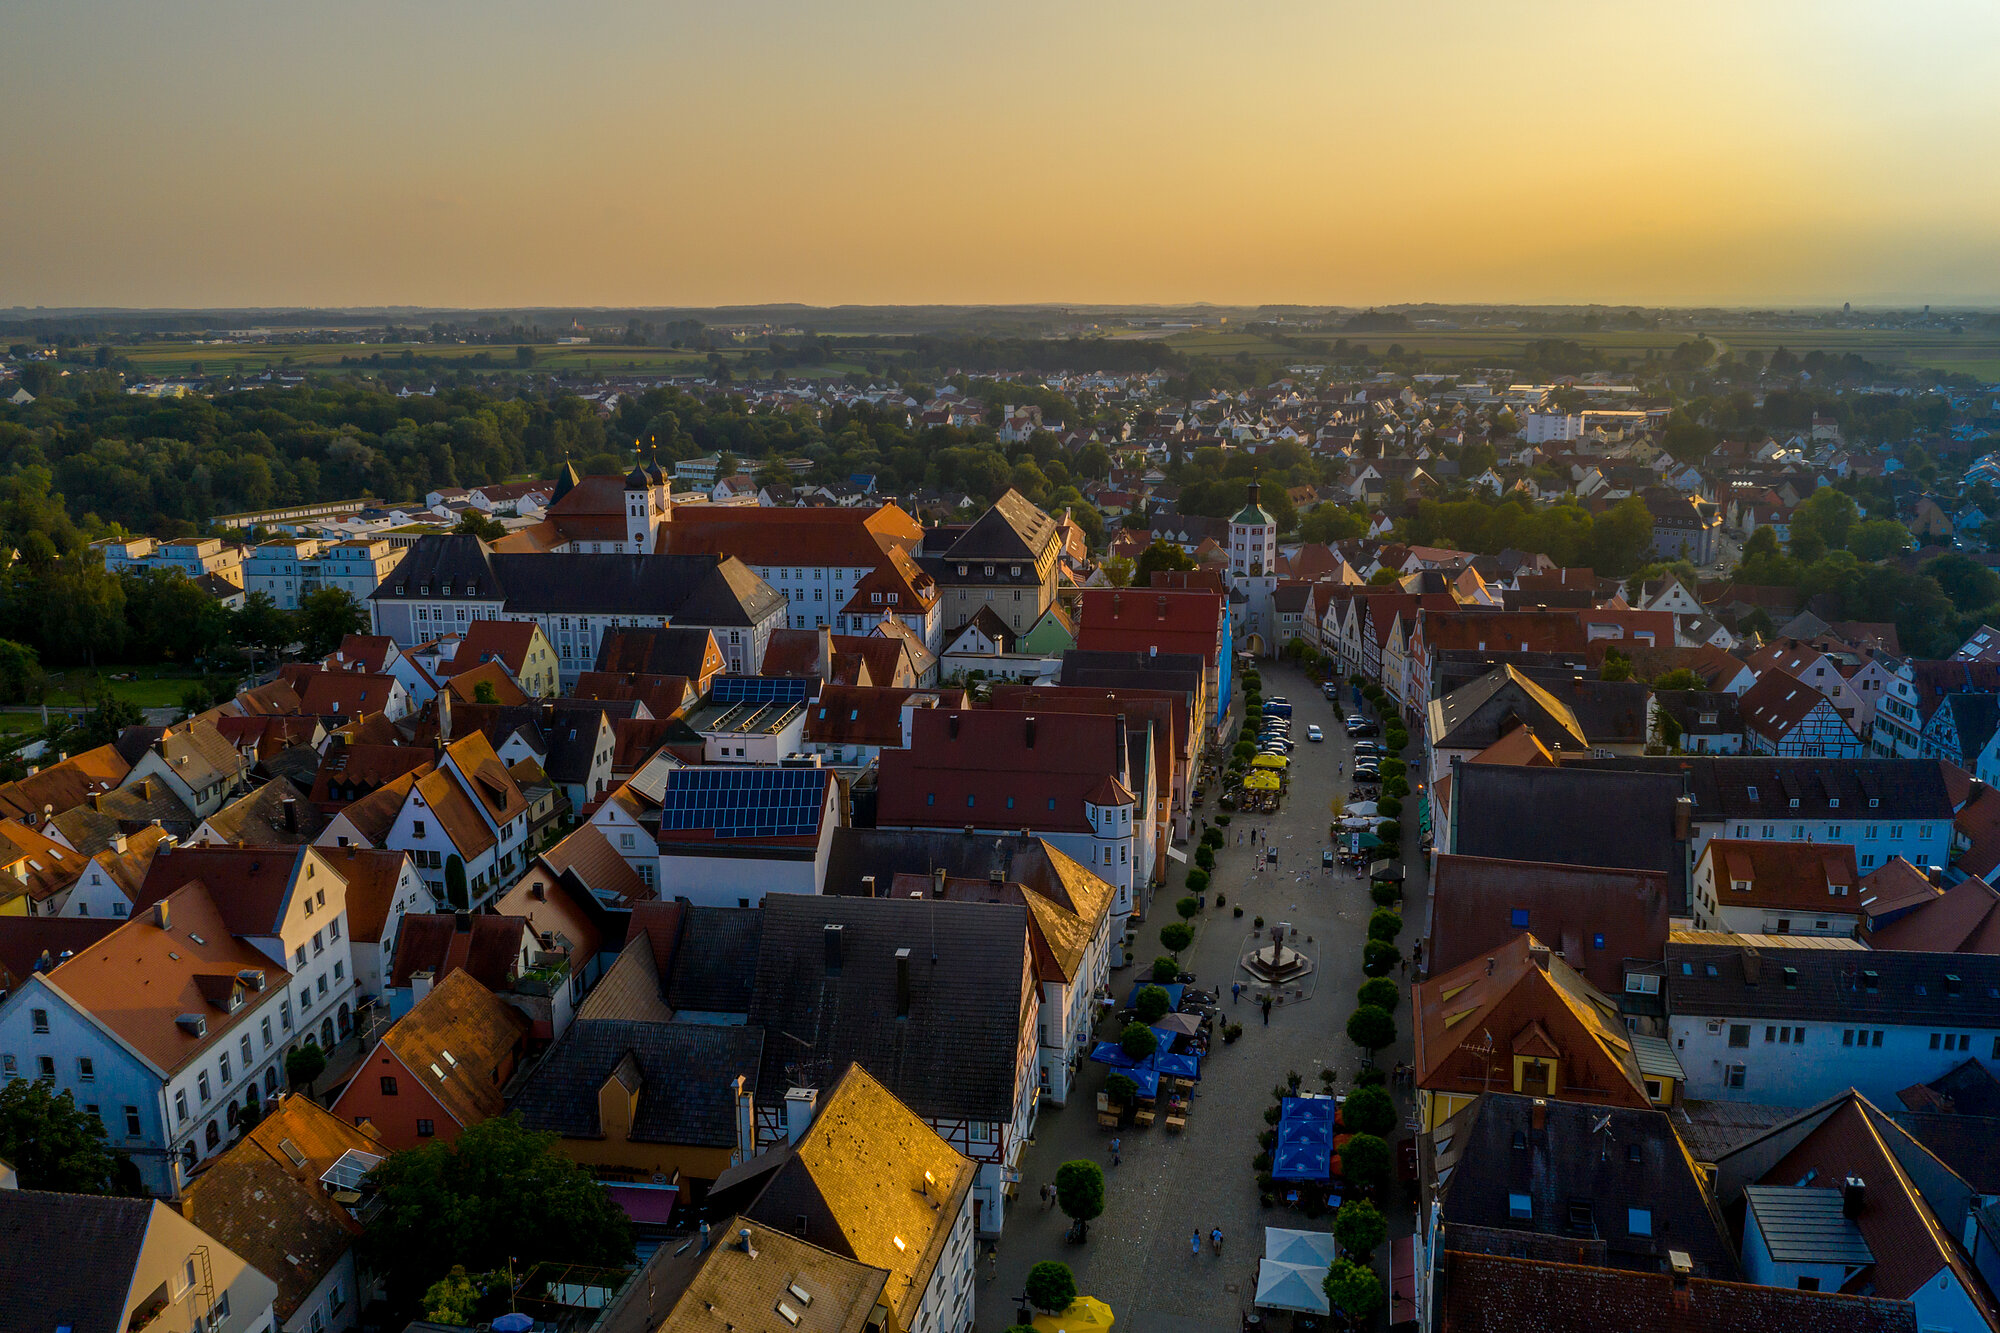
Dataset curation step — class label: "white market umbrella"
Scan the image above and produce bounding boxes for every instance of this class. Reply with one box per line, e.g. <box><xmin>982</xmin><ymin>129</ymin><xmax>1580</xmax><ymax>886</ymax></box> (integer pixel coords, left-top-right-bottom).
<box><xmin>1255</xmin><ymin>1260</ymin><xmax>1331</xmax><ymax>1315</ymax></box>
<box><xmin>1264</xmin><ymin>1227</ymin><xmax>1338</xmax><ymax>1267</ymax></box>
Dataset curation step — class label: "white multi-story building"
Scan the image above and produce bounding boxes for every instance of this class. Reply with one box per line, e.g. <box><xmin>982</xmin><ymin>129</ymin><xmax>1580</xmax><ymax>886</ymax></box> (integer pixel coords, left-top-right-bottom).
<box><xmin>0</xmin><ymin>844</ymin><xmax>360</xmax><ymax>1196</ymax></box>
<box><xmin>98</xmin><ymin>536</ymin><xmax>247</xmax><ymax>585</ymax></box>
<box><xmin>244</xmin><ymin>538</ymin><xmax>323</xmax><ymax>610</ymax></box>
<box><xmin>1665</xmin><ymin>942</ymin><xmax>2000</xmax><ymax>1107</ymax></box>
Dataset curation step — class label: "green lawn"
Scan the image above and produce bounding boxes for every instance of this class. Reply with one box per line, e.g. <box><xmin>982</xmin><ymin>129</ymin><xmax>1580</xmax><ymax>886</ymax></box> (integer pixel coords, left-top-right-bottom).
<box><xmin>43</xmin><ymin>666</ymin><xmax>209</xmax><ymax>709</ymax></box>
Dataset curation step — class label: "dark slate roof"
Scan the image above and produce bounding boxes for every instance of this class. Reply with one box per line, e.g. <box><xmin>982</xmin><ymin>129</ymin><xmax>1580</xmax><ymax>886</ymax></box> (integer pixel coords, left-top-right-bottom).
<box><xmin>1911</xmin><ymin>1056</ymin><xmax>2000</xmax><ymax>1117</ymax></box>
<box><xmin>0</xmin><ymin>1190</ymin><xmax>154</xmax><ymax>1333</ymax></box>
<box><xmin>1936</xmin><ymin>693</ymin><xmax>2000</xmax><ymax>768</ymax></box>
<box><xmin>1665</xmin><ymin>941</ymin><xmax>2000</xmax><ymax>1026</ymax></box>
<box><xmin>1653</xmin><ymin>689</ymin><xmax>1745</xmax><ymax>737</ymax></box>
<box><xmin>666</xmin><ymin>907</ymin><xmax>764</xmax><ymax>1014</ymax></box>
<box><xmin>370</xmin><ymin>534</ymin><xmax>500</xmax><ymax>599</ymax></box>
<box><xmin>594</xmin><ymin>627</ymin><xmax>722</xmax><ymax>678</ymax></box>
<box><xmin>1564</xmin><ymin>756</ymin><xmax>1954</xmax><ymax>823</ymax></box>
<box><xmin>941</xmin><ymin>490</ymin><xmax>1058</xmax><ymax>563</ymax></box>
<box><xmin>370</xmin><ymin>536</ymin><xmax>783</xmax><ymax>625</ymax></box>
<box><xmin>1058</xmin><ymin>649</ymin><xmax>1205</xmax><ymax>694</ymax></box>
<box><xmin>1432</xmin><ymin>1093</ymin><xmax>1737</xmax><ymax>1277</ymax></box>
<box><xmin>489</xmin><ymin>553</ymin><xmax>782</xmax><ymax>624</ymax></box>
<box><xmin>508</xmin><ymin>1018</ymin><xmax>765</xmax><ymax>1148</ymax></box>
<box><xmin>1891</xmin><ymin>1112</ymin><xmax>2000</xmax><ymax>1194</ymax></box>
<box><xmin>1450</xmin><ymin>762</ymin><xmax>1690</xmax><ymax>911</ymax></box>
<box><xmin>748</xmin><ymin>895</ymin><xmax>1029</xmax><ymax>1123</ymax></box>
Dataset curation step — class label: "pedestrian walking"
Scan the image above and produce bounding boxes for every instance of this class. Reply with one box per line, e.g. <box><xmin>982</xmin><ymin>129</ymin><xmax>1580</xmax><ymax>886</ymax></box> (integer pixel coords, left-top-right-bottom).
<box><xmin>1191</xmin><ymin>1230</ymin><xmax>1202</xmax><ymax>1259</ymax></box>
<box><xmin>1232</xmin><ymin>980</ymin><xmax>1242</xmax><ymax>1004</ymax></box>
<box><xmin>1110</xmin><ymin>1137</ymin><xmax>1122</xmax><ymax>1167</ymax></box>
<box><xmin>1261</xmin><ymin>996</ymin><xmax>1273</xmax><ymax>1026</ymax></box>
<box><xmin>1211</xmin><ymin>1227</ymin><xmax>1224</xmax><ymax>1255</ymax></box>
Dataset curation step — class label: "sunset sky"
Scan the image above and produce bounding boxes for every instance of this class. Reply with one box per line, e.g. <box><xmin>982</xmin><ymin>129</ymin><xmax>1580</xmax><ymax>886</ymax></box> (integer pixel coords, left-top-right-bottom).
<box><xmin>4</xmin><ymin>1</ymin><xmax>1998</xmax><ymax>309</ymax></box>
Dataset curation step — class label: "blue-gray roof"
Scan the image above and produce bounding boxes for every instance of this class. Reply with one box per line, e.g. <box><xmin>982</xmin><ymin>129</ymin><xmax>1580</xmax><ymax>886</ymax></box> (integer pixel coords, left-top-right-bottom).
<box><xmin>1744</xmin><ymin>1185</ymin><xmax>1875</xmax><ymax>1265</ymax></box>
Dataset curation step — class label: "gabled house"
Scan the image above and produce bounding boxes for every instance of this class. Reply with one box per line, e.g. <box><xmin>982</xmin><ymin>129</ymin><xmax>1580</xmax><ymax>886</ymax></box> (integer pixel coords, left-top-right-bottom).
<box><xmin>119</xmin><ymin>720</ymin><xmax>254</xmax><ymax>819</ymax></box>
<box><xmin>1740</xmin><ymin>670</ymin><xmax>1866</xmax><ymax>758</ymax></box>
<box><xmin>329</xmin><ymin>968</ymin><xmax>527</xmax><ymax>1151</ymax></box>
<box><xmin>0</xmin><ymin>1189</ymin><xmax>280</xmax><ymax>1333</ymax></box>
<box><xmin>707</xmin><ymin>1063</ymin><xmax>979</xmax><ymax>1333</ymax></box>
<box><xmin>0</xmin><ymin>880</ymin><xmax>297</xmax><ymax>1195</ymax></box>
<box><xmin>181</xmin><ymin>1095</ymin><xmax>383</xmax><ymax>1333</ymax></box>
<box><xmin>1690</xmin><ymin>839</ymin><xmax>1862</xmax><ymax>937</ymax></box>
<box><xmin>1713</xmin><ymin>1093</ymin><xmax>2000</xmax><ymax>1333</ymax></box>
<box><xmin>747</xmin><ymin>895</ymin><xmax>1038</xmax><ymax>1240</ymax></box>
<box><xmin>1413</xmin><ymin>933</ymin><xmax>1666</xmax><ymax>1132</ymax></box>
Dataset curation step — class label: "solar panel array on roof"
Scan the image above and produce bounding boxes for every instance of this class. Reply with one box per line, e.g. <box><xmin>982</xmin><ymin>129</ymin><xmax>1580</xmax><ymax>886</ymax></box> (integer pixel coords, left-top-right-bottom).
<box><xmin>656</xmin><ymin>767</ymin><xmax>827</xmax><ymax>838</ymax></box>
<box><xmin>709</xmin><ymin>676</ymin><xmax>813</xmax><ymax>705</ymax></box>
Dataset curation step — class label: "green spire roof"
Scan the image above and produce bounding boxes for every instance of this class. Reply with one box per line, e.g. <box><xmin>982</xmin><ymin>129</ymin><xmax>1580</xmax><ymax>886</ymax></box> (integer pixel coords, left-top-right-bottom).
<box><xmin>1232</xmin><ymin>481</ymin><xmax>1274</xmax><ymax>527</ymax></box>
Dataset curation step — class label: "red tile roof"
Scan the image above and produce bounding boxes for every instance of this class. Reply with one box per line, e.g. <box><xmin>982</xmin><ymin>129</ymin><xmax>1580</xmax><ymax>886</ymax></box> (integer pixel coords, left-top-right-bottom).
<box><xmin>388</xmin><ymin>913</ymin><xmax>524</xmax><ymax>990</ymax></box>
<box><xmin>328</xmin><ymin>635</ymin><xmax>397</xmax><ymax>673</ymax></box>
<box><xmin>1762</xmin><ymin>1095</ymin><xmax>1996</xmax><ymax>1313</ymax></box>
<box><xmin>50</xmin><ymin>880</ymin><xmax>289</xmax><ymax>1073</ymax></box>
<box><xmin>878</xmin><ymin>709</ymin><xmax>1133</xmax><ymax>834</ymax></box>
<box><xmin>1421</xmin><ymin>608</ymin><xmax>1588</xmax><ymax>656</ymax></box>
<box><xmin>296</xmin><ymin>672</ymin><xmax>402</xmax><ymax>719</ymax></box>
<box><xmin>1437</xmin><ymin>1249</ymin><xmax>1918</xmax><ymax>1333</ymax></box>
<box><xmin>1739</xmin><ymin>669</ymin><xmax>1852</xmax><ymax>742</ymax></box>
<box><xmin>1075</xmin><ymin>588</ymin><xmax>1222</xmax><ymax>665</ymax></box>
<box><xmin>438</xmin><ymin>620</ymin><xmax>542</xmax><ymax>678</ymax></box>
<box><xmin>804</xmin><ymin>686</ymin><xmax>966</xmax><ymax>748</ymax></box>
<box><xmin>1700</xmin><ymin>839</ymin><xmax>1859</xmax><ymax>913</ymax></box>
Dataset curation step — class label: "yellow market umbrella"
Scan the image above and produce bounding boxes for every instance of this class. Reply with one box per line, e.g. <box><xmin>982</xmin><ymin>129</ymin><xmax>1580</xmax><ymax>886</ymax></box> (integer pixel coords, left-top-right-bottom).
<box><xmin>1252</xmin><ymin>753</ymin><xmax>1288</xmax><ymax>770</ymax></box>
<box><xmin>1033</xmin><ymin>1297</ymin><xmax>1115</xmax><ymax>1332</ymax></box>
<box><xmin>1243</xmin><ymin>770</ymin><xmax>1280</xmax><ymax>791</ymax></box>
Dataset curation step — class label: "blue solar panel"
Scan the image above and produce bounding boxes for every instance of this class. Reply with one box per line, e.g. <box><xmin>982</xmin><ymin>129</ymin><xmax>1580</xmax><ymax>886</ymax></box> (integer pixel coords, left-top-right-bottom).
<box><xmin>656</xmin><ymin>766</ymin><xmax>827</xmax><ymax>839</ymax></box>
<box><xmin>709</xmin><ymin>676</ymin><xmax>813</xmax><ymax>705</ymax></box>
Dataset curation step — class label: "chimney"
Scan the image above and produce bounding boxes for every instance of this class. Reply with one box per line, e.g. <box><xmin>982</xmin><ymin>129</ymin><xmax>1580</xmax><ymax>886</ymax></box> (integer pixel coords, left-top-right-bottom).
<box><xmin>783</xmin><ymin>1087</ymin><xmax>817</xmax><ymax>1144</ymax></box>
<box><xmin>816</xmin><ymin>626</ymin><xmax>834</xmax><ymax>679</ymax></box>
<box><xmin>282</xmin><ymin>795</ymin><xmax>298</xmax><ymax>834</ymax></box>
<box><xmin>1528</xmin><ymin>942</ymin><xmax>1551</xmax><ymax>972</ymax></box>
<box><xmin>896</xmin><ymin>946</ymin><xmax>912</xmax><ymax>1018</ymax></box>
<box><xmin>736</xmin><ymin>1227</ymin><xmax>758</xmax><ymax>1258</ymax></box>
<box><xmin>454</xmin><ymin>911</ymin><xmax>472</xmax><ymax>934</ymax></box>
<box><xmin>861</xmin><ymin>874</ymin><xmax>877</xmax><ymax>898</ymax></box>
<box><xmin>410</xmin><ymin>969</ymin><xmax>435</xmax><ymax>1006</ymax></box>
<box><xmin>153</xmin><ymin>899</ymin><xmax>172</xmax><ymax>931</ymax></box>
<box><xmin>931</xmin><ymin>867</ymin><xmax>947</xmax><ymax>899</ymax></box>
<box><xmin>1842</xmin><ymin>1176</ymin><xmax>1866</xmax><ymax>1217</ymax></box>
<box><xmin>823</xmin><ymin>923</ymin><xmax>843</xmax><ymax>973</ymax></box>
<box><xmin>1530</xmin><ymin>1098</ymin><xmax>1547</xmax><ymax>1131</ymax></box>
<box><xmin>1024</xmin><ymin>716</ymin><xmax>1037</xmax><ymax>749</ymax></box>
<box><xmin>733</xmin><ymin>1074</ymin><xmax>756</xmax><ymax>1162</ymax></box>
<box><xmin>1669</xmin><ymin>1251</ymin><xmax>1692</xmax><ymax>1310</ymax></box>
<box><xmin>1740</xmin><ymin>946</ymin><xmax>1761</xmax><ymax>985</ymax></box>
<box><xmin>1157</xmin><ymin>594</ymin><xmax>1169</xmax><ymax>621</ymax></box>
<box><xmin>1673</xmin><ymin>796</ymin><xmax>1693</xmax><ymax>842</ymax></box>
<box><xmin>948</xmin><ymin>713</ymin><xmax>960</xmax><ymax>740</ymax></box>
<box><xmin>111</xmin><ymin>832</ymin><xmax>127</xmax><ymax>855</ymax></box>
<box><xmin>140</xmin><ymin>778</ymin><xmax>154</xmax><ymax>800</ymax></box>
<box><xmin>1112</xmin><ymin>592</ymin><xmax>1122</xmax><ymax>618</ymax></box>
<box><xmin>89</xmin><ymin>792</ymin><xmax>102</xmax><ymax>812</ymax></box>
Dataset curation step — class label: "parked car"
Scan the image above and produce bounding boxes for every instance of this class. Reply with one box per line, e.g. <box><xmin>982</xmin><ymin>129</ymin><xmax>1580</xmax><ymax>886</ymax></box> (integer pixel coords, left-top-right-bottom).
<box><xmin>1307</xmin><ymin>724</ymin><xmax>1324</xmax><ymax>742</ymax></box>
<box><xmin>1346</xmin><ymin>719</ymin><xmax>1380</xmax><ymax>737</ymax></box>
<box><xmin>1353</xmin><ymin>765</ymin><xmax>1383</xmax><ymax>783</ymax></box>
<box><xmin>1351</xmin><ymin>741</ymin><xmax>1386</xmax><ymax>757</ymax></box>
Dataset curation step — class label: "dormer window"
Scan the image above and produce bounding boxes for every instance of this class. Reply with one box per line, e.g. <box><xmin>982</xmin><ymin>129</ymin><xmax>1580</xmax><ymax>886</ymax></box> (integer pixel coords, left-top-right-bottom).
<box><xmin>419</xmin><ymin>583</ymin><xmax>430</xmax><ymax>596</ymax></box>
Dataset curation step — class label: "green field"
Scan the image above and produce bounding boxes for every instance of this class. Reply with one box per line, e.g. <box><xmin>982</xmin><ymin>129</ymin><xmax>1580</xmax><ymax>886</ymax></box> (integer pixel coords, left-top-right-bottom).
<box><xmin>117</xmin><ymin>339</ymin><xmax>881</xmax><ymax>380</ymax></box>
<box><xmin>1165</xmin><ymin>325</ymin><xmax>2000</xmax><ymax>380</ymax></box>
